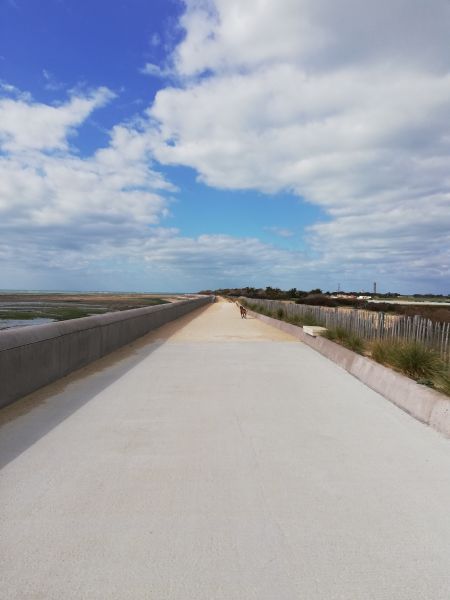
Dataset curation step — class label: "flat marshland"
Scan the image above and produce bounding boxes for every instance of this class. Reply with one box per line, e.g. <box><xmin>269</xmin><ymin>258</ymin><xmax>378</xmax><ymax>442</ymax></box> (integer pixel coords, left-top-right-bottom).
<box><xmin>0</xmin><ymin>292</ymin><xmax>183</xmax><ymax>330</ymax></box>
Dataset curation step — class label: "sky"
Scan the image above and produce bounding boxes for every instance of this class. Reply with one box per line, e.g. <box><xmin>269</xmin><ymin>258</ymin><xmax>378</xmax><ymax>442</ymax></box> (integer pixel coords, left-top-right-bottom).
<box><xmin>0</xmin><ymin>0</ymin><xmax>449</xmax><ymax>294</ymax></box>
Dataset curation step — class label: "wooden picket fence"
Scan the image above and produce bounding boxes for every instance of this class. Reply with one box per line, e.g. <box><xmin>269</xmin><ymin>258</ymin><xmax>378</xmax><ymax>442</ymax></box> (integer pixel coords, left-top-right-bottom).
<box><xmin>241</xmin><ymin>297</ymin><xmax>450</xmax><ymax>363</ymax></box>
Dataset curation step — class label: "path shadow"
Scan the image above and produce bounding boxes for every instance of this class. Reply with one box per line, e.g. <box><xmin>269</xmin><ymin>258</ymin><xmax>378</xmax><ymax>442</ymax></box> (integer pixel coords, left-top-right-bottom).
<box><xmin>0</xmin><ymin>304</ymin><xmax>210</xmax><ymax>469</ymax></box>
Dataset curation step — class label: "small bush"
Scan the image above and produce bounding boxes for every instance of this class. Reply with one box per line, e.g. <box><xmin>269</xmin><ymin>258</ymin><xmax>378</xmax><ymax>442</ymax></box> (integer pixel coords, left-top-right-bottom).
<box><xmin>369</xmin><ymin>340</ymin><xmax>450</xmax><ymax>396</ymax></box>
<box><xmin>288</xmin><ymin>315</ymin><xmax>302</xmax><ymax>326</ymax></box>
<box><xmin>334</xmin><ymin>326</ymin><xmax>350</xmax><ymax>341</ymax></box>
<box><xmin>326</xmin><ymin>326</ymin><xmax>350</xmax><ymax>343</ymax></box>
<box><xmin>392</xmin><ymin>343</ymin><xmax>443</xmax><ymax>380</ymax></box>
<box><xmin>324</xmin><ymin>328</ymin><xmax>337</xmax><ymax>341</ymax></box>
<box><xmin>371</xmin><ymin>340</ymin><xmax>401</xmax><ymax>365</ymax></box>
<box><xmin>324</xmin><ymin>326</ymin><xmax>364</xmax><ymax>354</ymax></box>
<box><xmin>345</xmin><ymin>334</ymin><xmax>365</xmax><ymax>354</ymax></box>
<box><xmin>300</xmin><ymin>311</ymin><xmax>319</xmax><ymax>326</ymax></box>
<box><xmin>276</xmin><ymin>307</ymin><xmax>285</xmax><ymax>319</ymax></box>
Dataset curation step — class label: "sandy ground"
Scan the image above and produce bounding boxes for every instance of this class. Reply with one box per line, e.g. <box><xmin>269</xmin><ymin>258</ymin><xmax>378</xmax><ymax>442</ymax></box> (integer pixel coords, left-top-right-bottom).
<box><xmin>1</xmin><ymin>299</ymin><xmax>450</xmax><ymax>599</ymax></box>
<box><xmin>147</xmin><ymin>298</ymin><xmax>297</xmax><ymax>343</ymax></box>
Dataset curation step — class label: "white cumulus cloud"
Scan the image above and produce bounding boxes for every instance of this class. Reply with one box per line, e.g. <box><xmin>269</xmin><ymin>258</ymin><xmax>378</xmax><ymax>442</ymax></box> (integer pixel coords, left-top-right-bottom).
<box><xmin>0</xmin><ymin>87</ymin><xmax>114</xmax><ymax>152</ymax></box>
<box><xmin>1</xmin><ymin>85</ymin><xmax>308</xmax><ymax>291</ymax></box>
<box><xmin>148</xmin><ymin>0</ymin><xmax>450</xmax><ymax>290</ymax></box>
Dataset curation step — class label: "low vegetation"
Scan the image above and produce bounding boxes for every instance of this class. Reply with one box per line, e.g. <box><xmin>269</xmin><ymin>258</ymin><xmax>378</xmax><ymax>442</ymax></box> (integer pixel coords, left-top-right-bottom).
<box><xmin>0</xmin><ymin>295</ymin><xmax>169</xmax><ymax>326</ymax></box>
<box><xmin>370</xmin><ymin>340</ymin><xmax>449</xmax><ymax>395</ymax></box>
<box><xmin>242</xmin><ymin>298</ymin><xmax>449</xmax><ymax>396</ymax></box>
<box><xmin>205</xmin><ymin>286</ymin><xmax>450</xmax><ymax>323</ymax></box>
<box><xmin>0</xmin><ymin>307</ymin><xmax>107</xmax><ymax>322</ymax></box>
<box><xmin>324</xmin><ymin>327</ymin><xmax>365</xmax><ymax>354</ymax></box>
<box><xmin>245</xmin><ymin>301</ymin><xmax>320</xmax><ymax>327</ymax></box>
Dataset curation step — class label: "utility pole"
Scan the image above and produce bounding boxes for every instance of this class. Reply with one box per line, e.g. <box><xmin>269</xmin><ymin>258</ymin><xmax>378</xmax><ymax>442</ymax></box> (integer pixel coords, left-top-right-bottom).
<box><xmin>373</xmin><ymin>282</ymin><xmax>377</xmax><ymax>295</ymax></box>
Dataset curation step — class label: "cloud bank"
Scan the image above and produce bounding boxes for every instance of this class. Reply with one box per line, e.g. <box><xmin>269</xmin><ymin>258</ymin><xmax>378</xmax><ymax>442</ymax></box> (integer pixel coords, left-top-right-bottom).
<box><xmin>2</xmin><ymin>0</ymin><xmax>450</xmax><ymax>292</ymax></box>
<box><xmin>149</xmin><ymin>0</ymin><xmax>450</xmax><ymax>290</ymax></box>
<box><xmin>0</xmin><ymin>87</ymin><xmax>304</xmax><ymax>290</ymax></box>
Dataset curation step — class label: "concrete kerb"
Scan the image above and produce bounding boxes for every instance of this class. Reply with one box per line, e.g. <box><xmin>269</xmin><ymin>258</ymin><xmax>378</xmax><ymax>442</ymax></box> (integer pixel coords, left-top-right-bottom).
<box><xmin>248</xmin><ymin>309</ymin><xmax>450</xmax><ymax>438</ymax></box>
<box><xmin>0</xmin><ymin>296</ymin><xmax>213</xmax><ymax>409</ymax></box>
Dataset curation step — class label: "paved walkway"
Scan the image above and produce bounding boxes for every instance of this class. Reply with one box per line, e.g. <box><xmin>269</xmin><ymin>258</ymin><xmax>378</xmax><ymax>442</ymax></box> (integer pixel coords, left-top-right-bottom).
<box><xmin>1</xmin><ymin>299</ymin><xmax>450</xmax><ymax>599</ymax></box>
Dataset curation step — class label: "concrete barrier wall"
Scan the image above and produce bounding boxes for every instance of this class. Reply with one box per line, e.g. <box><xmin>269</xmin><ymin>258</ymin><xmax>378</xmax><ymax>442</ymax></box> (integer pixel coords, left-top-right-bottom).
<box><xmin>249</xmin><ymin>309</ymin><xmax>450</xmax><ymax>438</ymax></box>
<box><xmin>0</xmin><ymin>296</ymin><xmax>213</xmax><ymax>408</ymax></box>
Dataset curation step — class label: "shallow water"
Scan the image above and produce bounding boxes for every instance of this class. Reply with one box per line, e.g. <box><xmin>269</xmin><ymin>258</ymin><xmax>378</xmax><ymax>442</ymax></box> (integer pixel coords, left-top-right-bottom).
<box><xmin>0</xmin><ymin>318</ymin><xmax>56</xmax><ymax>330</ymax></box>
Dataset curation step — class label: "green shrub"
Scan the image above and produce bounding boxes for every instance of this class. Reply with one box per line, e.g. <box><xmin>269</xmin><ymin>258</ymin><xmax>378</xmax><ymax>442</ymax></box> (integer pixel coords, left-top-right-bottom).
<box><xmin>392</xmin><ymin>343</ymin><xmax>443</xmax><ymax>380</ymax></box>
<box><xmin>371</xmin><ymin>340</ymin><xmax>401</xmax><ymax>365</ymax></box>
<box><xmin>326</xmin><ymin>326</ymin><xmax>350</xmax><ymax>342</ymax></box>
<box><xmin>324</xmin><ymin>328</ymin><xmax>337</xmax><ymax>341</ymax></box>
<box><xmin>323</xmin><ymin>326</ymin><xmax>364</xmax><ymax>353</ymax></box>
<box><xmin>276</xmin><ymin>307</ymin><xmax>285</xmax><ymax>319</ymax></box>
<box><xmin>334</xmin><ymin>326</ymin><xmax>350</xmax><ymax>341</ymax></box>
<box><xmin>288</xmin><ymin>315</ymin><xmax>302</xmax><ymax>326</ymax></box>
<box><xmin>370</xmin><ymin>340</ymin><xmax>450</xmax><ymax>396</ymax></box>
<box><xmin>345</xmin><ymin>334</ymin><xmax>365</xmax><ymax>354</ymax></box>
<box><xmin>301</xmin><ymin>311</ymin><xmax>318</xmax><ymax>326</ymax></box>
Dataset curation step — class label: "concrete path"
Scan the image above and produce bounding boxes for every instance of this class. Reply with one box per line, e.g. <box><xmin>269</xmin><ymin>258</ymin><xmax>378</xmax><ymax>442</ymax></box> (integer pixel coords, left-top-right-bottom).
<box><xmin>1</xmin><ymin>299</ymin><xmax>450</xmax><ymax>599</ymax></box>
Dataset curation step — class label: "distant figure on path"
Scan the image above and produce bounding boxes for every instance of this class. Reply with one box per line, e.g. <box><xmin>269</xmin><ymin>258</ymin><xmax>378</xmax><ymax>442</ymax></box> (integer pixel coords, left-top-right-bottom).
<box><xmin>239</xmin><ymin>305</ymin><xmax>247</xmax><ymax>319</ymax></box>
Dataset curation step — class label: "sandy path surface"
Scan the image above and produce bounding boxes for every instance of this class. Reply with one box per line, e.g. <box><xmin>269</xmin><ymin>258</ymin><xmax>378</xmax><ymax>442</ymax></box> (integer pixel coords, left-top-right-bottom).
<box><xmin>1</xmin><ymin>299</ymin><xmax>450</xmax><ymax>599</ymax></box>
<box><xmin>147</xmin><ymin>297</ymin><xmax>297</xmax><ymax>342</ymax></box>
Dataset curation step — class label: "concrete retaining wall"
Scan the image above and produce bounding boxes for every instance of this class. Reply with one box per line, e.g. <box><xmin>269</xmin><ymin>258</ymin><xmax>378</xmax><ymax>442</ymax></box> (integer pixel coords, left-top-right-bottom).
<box><xmin>0</xmin><ymin>296</ymin><xmax>213</xmax><ymax>408</ymax></box>
<box><xmin>249</xmin><ymin>309</ymin><xmax>450</xmax><ymax>438</ymax></box>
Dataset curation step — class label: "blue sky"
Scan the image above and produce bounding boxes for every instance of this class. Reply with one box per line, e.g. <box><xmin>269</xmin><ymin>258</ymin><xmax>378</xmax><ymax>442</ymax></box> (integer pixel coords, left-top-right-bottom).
<box><xmin>1</xmin><ymin>0</ymin><xmax>449</xmax><ymax>293</ymax></box>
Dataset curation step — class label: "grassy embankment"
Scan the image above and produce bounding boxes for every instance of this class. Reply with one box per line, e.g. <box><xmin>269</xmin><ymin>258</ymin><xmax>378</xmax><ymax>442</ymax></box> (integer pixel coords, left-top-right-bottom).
<box><xmin>241</xmin><ymin>299</ymin><xmax>450</xmax><ymax>397</ymax></box>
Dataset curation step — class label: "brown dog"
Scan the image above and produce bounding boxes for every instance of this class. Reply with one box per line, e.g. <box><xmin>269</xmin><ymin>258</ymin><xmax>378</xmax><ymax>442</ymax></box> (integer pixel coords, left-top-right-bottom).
<box><xmin>239</xmin><ymin>305</ymin><xmax>247</xmax><ymax>319</ymax></box>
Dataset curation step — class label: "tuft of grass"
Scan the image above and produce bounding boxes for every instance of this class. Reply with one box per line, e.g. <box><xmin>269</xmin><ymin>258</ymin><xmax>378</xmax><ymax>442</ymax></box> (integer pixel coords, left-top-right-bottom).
<box><xmin>324</xmin><ymin>328</ymin><xmax>337</xmax><ymax>341</ymax></box>
<box><xmin>288</xmin><ymin>315</ymin><xmax>302</xmax><ymax>326</ymax></box>
<box><xmin>324</xmin><ymin>326</ymin><xmax>348</xmax><ymax>342</ymax></box>
<box><xmin>370</xmin><ymin>339</ymin><xmax>450</xmax><ymax>396</ymax></box>
<box><xmin>276</xmin><ymin>307</ymin><xmax>285</xmax><ymax>319</ymax></box>
<box><xmin>335</xmin><ymin>326</ymin><xmax>349</xmax><ymax>340</ymax></box>
<box><xmin>346</xmin><ymin>334</ymin><xmax>365</xmax><ymax>354</ymax></box>
<box><xmin>391</xmin><ymin>342</ymin><xmax>443</xmax><ymax>381</ymax></box>
<box><xmin>299</xmin><ymin>311</ymin><xmax>319</xmax><ymax>326</ymax></box>
<box><xmin>324</xmin><ymin>326</ymin><xmax>365</xmax><ymax>354</ymax></box>
<box><xmin>371</xmin><ymin>340</ymin><xmax>401</xmax><ymax>365</ymax></box>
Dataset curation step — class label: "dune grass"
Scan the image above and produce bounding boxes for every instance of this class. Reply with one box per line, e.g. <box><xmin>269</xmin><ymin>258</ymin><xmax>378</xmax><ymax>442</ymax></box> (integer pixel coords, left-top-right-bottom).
<box><xmin>370</xmin><ymin>339</ymin><xmax>449</xmax><ymax>395</ymax></box>
<box><xmin>324</xmin><ymin>326</ymin><xmax>365</xmax><ymax>354</ymax></box>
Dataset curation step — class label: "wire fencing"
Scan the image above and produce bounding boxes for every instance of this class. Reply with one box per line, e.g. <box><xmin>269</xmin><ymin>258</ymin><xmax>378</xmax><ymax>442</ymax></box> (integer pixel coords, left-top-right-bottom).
<box><xmin>241</xmin><ymin>297</ymin><xmax>450</xmax><ymax>363</ymax></box>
